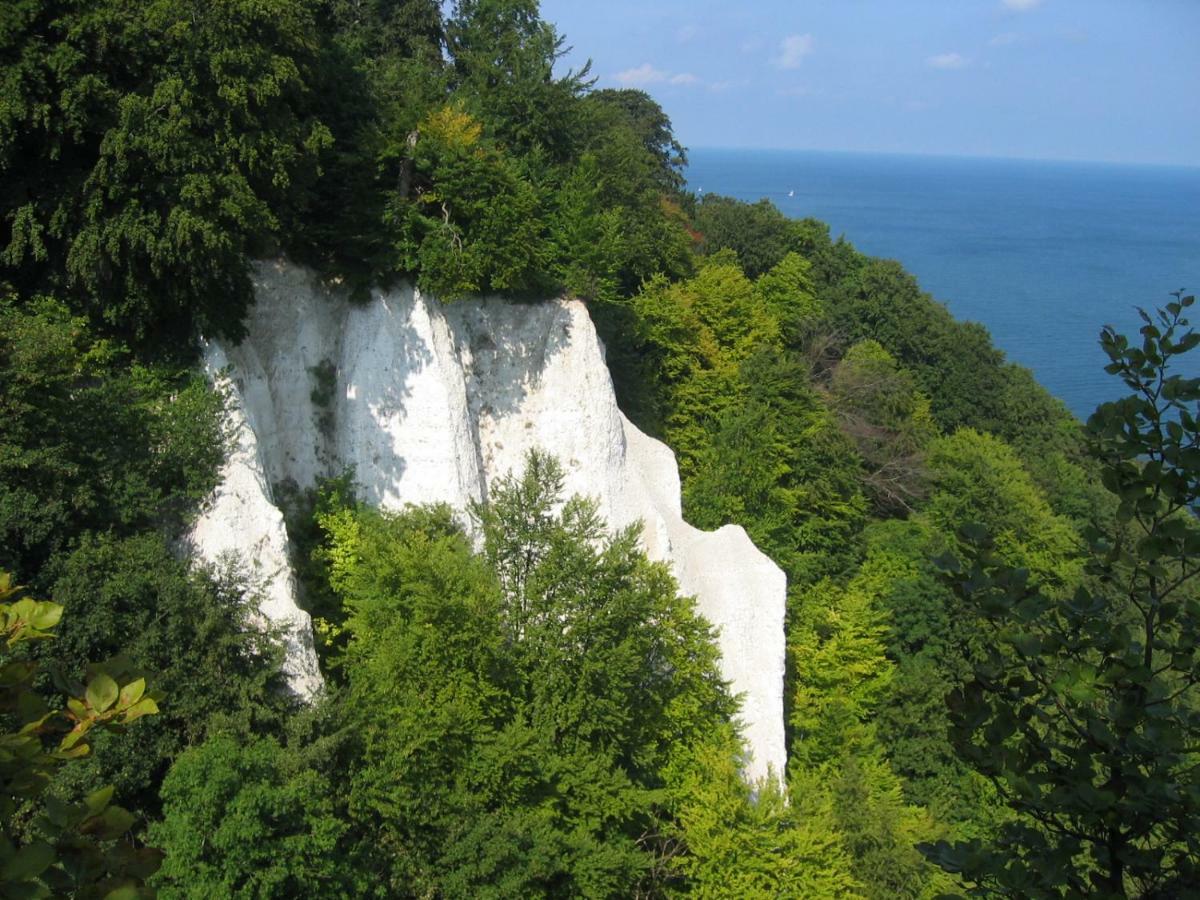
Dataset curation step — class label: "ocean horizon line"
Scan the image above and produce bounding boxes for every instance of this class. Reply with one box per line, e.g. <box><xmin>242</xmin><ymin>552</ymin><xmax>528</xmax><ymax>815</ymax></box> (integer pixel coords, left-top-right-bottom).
<box><xmin>684</xmin><ymin>145</ymin><xmax>1200</xmax><ymax>173</ymax></box>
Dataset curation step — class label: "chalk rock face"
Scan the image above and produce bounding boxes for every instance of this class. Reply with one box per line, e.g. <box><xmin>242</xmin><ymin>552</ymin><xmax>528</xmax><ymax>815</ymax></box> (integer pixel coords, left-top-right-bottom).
<box><xmin>189</xmin><ymin>260</ymin><xmax>787</xmax><ymax>781</ymax></box>
<box><xmin>185</xmin><ymin>342</ymin><xmax>324</xmax><ymax>699</ymax></box>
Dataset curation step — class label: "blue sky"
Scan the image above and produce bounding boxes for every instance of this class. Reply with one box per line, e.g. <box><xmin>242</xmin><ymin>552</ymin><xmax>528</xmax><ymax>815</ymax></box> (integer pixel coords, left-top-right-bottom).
<box><xmin>539</xmin><ymin>0</ymin><xmax>1200</xmax><ymax>166</ymax></box>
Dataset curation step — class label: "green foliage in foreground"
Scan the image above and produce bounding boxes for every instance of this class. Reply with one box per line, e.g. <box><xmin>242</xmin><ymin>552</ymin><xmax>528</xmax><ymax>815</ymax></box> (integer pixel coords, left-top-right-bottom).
<box><xmin>0</xmin><ymin>573</ymin><xmax>162</xmax><ymax>899</ymax></box>
<box><xmin>43</xmin><ymin>536</ymin><xmax>294</xmax><ymax>821</ymax></box>
<box><xmin>0</xmin><ymin>296</ymin><xmax>291</xmax><ymax>831</ymax></box>
<box><xmin>926</xmin><ymin>295</ymin><xmax>1200</xmax><ymax>898</ymax></box>
<box><xmin>319</xmin><ymin>453</ymin><xmax>749</xmax><ymax>895</ymax></box>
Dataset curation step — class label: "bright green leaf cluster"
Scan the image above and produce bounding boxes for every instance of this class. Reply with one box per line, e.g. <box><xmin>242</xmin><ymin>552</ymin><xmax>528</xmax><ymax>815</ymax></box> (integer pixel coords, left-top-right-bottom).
<box><xmin>0</xmin><ymin>573</ymin><xmax>161</xmax><ymax>899</ymax></box>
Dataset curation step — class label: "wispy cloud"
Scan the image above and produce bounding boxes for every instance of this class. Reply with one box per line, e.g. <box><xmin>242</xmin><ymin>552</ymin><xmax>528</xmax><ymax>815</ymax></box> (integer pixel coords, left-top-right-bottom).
<box><xmin>926</xmin><ymin>52</ymin><xmax>970</xmax><ymax>70</ymax></box>
<box><xmin>614</xmin><ymin>63</ymin><xmax>700</xmax><ymax>88</ymax></box>
<box><xmin>773</xmin><ymin>33</ymin><xmax>814</xmax><ymax>69</ymax></box>
<box><xmin>615</xmin><ymin>63</ymin><xmax>667</xmax><ymax>86</ymax></box>
<box><xmin>1002</xmin><ymin>0</ymin><xmax>1043</xmax><ymax>10</ymax></box>
<box><xmin>677</xmin><ymin>24</ymin><xmax>699</xmax><ymax>43</ymax></box>
<box><xmin>990</xmin><ymin>31</ymin><xmax>1022</xmax><ymax>46</ymax></box>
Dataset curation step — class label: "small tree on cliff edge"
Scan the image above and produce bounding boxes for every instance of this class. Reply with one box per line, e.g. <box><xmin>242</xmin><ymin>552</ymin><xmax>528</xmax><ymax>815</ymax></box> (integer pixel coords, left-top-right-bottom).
<box><xmin>925</xmin><ymin>292</ymin><xmax>1200</xmax><ymax>898</ymax></box>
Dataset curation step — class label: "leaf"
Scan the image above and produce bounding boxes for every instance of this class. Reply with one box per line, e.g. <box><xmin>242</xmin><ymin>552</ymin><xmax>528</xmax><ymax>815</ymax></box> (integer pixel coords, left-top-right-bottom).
<box><xmin>117</xmin><ymin>678</ymin><xmax>145</xmax><ymax>708</ymax></box>
<box><xmin>16</xmin><ymin>690</ymin><xmax>48</xmax><ymax>724</ymax></box>
<box><xmin>0</xmin><ymin>840</ymin><xmax>55</xmax><ymax>881</ymax></box>
<box><xmin>121</xmin><ymin>698</ymin><xmax>158</xmax><ymax>722</ymax></box>
<box><xmin>52</xmin><ymin>744</ymin><xmax>90</xmax><ymax>760</ymax></box>
<box><xmin>10</xmin><ymin>599</ymin><xmax>36</xmax><ymax>624</ymax></box>
<box><xmin>85</xmin><ymin>674</ymin><xmax>119</xmax><ymax>713</ymax></box>
<box><xmin>43</xmin><ymin>796</ymin><xmax>78</xmax><ymax>830</ymax></box>
<box><xmin>58</xmin><ymin>728</ymin><xmax>88</xmax><ymax>752</ymax></box>
<box><xmin>93</xmin><ymin>805</ymin><xmax>136</xmax><ymax>840</ymax></box>
<box><xmin>28</xmin><ymin>603</ymin><xmax>61</xmax><ymax>631</ymax></box>
<box><xmin>84</xmin><ymin>786</ymin><xmax>114</xmax><ymax>816</ymax></box>
<box><xmin>110</xmin><ymin>845</ymin><xmax>164</xmax><ymax>881</ymax></box>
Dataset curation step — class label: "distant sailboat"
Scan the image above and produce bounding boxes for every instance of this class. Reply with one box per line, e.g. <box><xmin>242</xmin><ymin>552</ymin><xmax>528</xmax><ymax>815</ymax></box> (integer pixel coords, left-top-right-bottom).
<box><xmin>787</xmin><ymin>189</ymin><xmax>795</xmax><ymax>197</ymax></box>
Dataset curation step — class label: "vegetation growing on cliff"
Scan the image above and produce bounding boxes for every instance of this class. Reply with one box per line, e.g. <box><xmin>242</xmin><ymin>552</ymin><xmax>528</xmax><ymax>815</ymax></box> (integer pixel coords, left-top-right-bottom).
<box><xmin>1</xmin><ymin>1</ymin><xmax>1193</xmax><ymax>896</ymax></box>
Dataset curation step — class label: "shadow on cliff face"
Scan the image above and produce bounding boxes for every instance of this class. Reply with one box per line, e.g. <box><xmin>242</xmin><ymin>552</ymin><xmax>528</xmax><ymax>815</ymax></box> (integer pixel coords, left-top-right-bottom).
<box><xmin>330</xmin><ymin>282</ymin><xmax>443</xmax><ymax>505</ymax></box>
<box><xmin>236</xmin><ymin>263</ymin><xmax>576</xmax><ymax>510</ymax></box>
<box><xmin>441</xmin><ymin>296</ymin><xmax>574</xmax><ymax>503</ymax></box>
<box><xmin>232</xmin><ymin>264</ymin><xmax>432</xmax><ymax>499</ymax></box>
<box><xmin>442</xmin><ymin>295</ymin><xmax>572</xmax><ymax>417</ymax></box>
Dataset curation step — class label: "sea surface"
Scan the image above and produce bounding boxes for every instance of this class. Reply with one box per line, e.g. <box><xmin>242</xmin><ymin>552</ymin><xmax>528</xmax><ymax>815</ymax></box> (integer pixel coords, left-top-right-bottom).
<box><xmin>685</xmin><ymin>148</ymin><xmax>1200</xmax><ymax>420</ymax></box>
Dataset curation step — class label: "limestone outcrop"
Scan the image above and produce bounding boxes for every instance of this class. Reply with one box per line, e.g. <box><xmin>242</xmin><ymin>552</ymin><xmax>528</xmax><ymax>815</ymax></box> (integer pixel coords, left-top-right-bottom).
<box><xmin>188</xmin><ymin>260</ymin><xmax>787</xmax><ymax>781</ymax></box>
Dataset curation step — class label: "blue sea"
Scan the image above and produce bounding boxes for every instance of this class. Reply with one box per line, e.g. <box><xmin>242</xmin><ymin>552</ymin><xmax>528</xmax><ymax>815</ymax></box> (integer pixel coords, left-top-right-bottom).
<box><xmin>685</xmin><ymin>148</ymin><xmax>1200</xmax><ymax>420</ymax></box>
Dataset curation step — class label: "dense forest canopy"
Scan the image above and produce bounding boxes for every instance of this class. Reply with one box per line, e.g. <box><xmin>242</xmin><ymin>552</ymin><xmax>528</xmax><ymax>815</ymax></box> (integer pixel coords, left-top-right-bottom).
<box><xmin>1</xmin><ymin>1</ymin><xmax>1196</xmax><ymax>897</ymax></box>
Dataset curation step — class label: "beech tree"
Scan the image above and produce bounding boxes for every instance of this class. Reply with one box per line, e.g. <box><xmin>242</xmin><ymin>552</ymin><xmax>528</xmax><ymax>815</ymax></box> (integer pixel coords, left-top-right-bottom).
<box><xmin>926</xmin><ymin>293</ymin><xmax>1200</xmax><ymax>897</ymax></box>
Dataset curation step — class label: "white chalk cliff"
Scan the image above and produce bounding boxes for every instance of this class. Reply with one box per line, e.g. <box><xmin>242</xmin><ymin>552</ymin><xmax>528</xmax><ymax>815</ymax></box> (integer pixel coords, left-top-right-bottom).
<box><xmin>188</xmin><ymin>260</ymin><xmax>787</xmax><ymax>781</ymax></box>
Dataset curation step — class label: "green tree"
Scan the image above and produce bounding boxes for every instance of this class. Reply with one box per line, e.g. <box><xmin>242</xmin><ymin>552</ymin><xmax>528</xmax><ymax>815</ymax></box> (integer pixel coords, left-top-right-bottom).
<box><xmin>43</xmin><ymin>534</ymin><xmax>292</xmax><ymax>819</ymax></box>
<box><xmin>304</xmin><ymin>453</ymin><xmax>740</xmax><ymax>896</ymax></box>
<box><xmin>924</xmin><ymin>428</ymin><xmax>1082</xmax><ymax>591</ymax></box>
<box><xmin>666</xmin><ymin>734</ymin><xmax>860</xmax><ymax>898</ymax></box>
<box><xmin>786</xmin><ymin>566</ymin><xmax>952</xmax><ymax>898</ymax></box>
<box><xmin>829</xmin><ymin>339</ymin><xmax>938</xmax><ymax>515</ymax></box>
<box><xmin>693</xmin><ymin>195</ymin><xmax>798</xmax><ymax>279</ymax></box>
<box><xmin>0</xmin><ymin>297</ymin><xmax>224</xmax><ymax>580</ymax></box>
<box><xmin>753</xmin><ymin>251</ymin><xmax>823</xmax><ymax>346</ymax></box>
<box><xmin>445</xmin><ymin>0</ymin><xmax>589</xmax><ymax>163</ymax></box>
<box><xmin>684</xmin><ymin>349</ymin><xmax>867</xmax><ymax>584</ymax></box>
<box><xmin>472</xmin><ymin>452</ymin><xmax>735</xmax><ymax>768</ymax></box>
<box><xmin>558</xmin><ymin>89</ymin><xmax>694</xmax><ymax>300</ymax></box>
<box><xmin>151</xmin><ymin>734</ymin><xmax>347</xmax><ymax>899</ymax></box>
<box><xmin>583</xmin><ymin>89</ymin><xmax>687</xmax><ymax>193</ymax></box>
<box><xmin>386</xmin><ymin>101</ymin><xmax>551</xmax><ymax>298</ymax></box>
<box><xmin>1</xmin><ymin>0</ymin><xmax>333</xmax><ymax>344</ymax></box>
<box><xmin>925</xmin><ymin>294</ymin><xmax>1200</xmax><ymax>897</ymax></box>
<box><xmin>630</xmin><ymin>255</ymin><xmax>781</xmax><ymax>474</ymax></box>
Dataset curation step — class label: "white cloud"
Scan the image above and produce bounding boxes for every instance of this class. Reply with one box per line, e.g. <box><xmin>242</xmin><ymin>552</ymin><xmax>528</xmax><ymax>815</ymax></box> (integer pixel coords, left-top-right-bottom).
<box><xmin>774</xmin><ymin>33</ymin><xmax>814</xmax><ymax>69</ymax></box>
<box><xmin>926</xmin><ymin>52</ymin><xmax>970</xmax><ymax>70</ymax></box>
<box><xmin>677</xmin><ymin>24</ymin><xmax>699</xmax><ymax>43</ymax></box>
<box><xmin>613</xmin><ymin>63</ymin><xmax>700</xmax><ymax>88</ymax></box>
<box><xmin>614</xmin><ymin>63</ymin><xmax>667</xmax><ymax>86</ymax></box>
<box><xmin>1003</xmin><ymin>0</ymin><xmax>1043</xmax><ymax>10</ymax></box>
